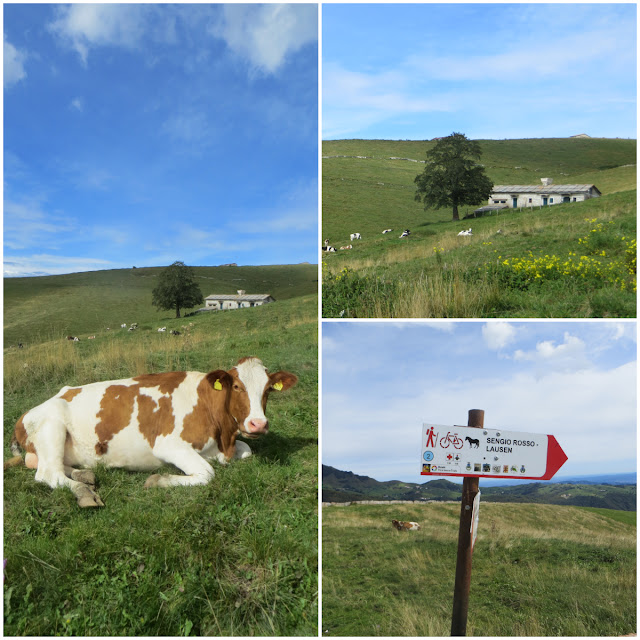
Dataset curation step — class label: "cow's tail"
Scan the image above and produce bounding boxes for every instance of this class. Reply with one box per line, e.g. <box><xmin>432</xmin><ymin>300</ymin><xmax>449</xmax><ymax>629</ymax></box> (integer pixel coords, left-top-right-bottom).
<box><xmin>4</xmin><ymin>434</ymin><xmax>24</xmax><ymax>470</ymax></box>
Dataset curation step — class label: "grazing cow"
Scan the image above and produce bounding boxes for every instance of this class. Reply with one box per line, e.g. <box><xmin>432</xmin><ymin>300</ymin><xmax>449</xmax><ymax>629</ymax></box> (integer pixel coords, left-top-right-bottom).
<box><xmin>392</xmin><ymin>520</ymin><xmax>420</xmax><ymax>531</ymax></box>
<box><xmin>322</xmin><ymin>246</ymin><xmax>337</xmax><ymax>253</ymax></box>
<box><xmin>169</xmin><ymin>330</ymin><xmax>181</xmax><ymax>336</ymax></box>
<box><xmin>339</xmin><ymin>245</ymin><xmax>353</xmax><ymax>250</ymax></box>
<box><xmin>66</xmin><ymin>336</ymin><xmax>79</xmax><ymax>342</ymax></box>
<box><xmin>350</xmin><ymin>233</ymin><xmax>361</xmax><ymax>241</ymax></box>
<box><xmin>158</xmin><ymin>327</ymin><xmax>167</xmax><ymax>332</ymax></box>
<box><xmin>457</xmin><ymin>228</ymin><xmax>473</xmax><ymax>237</ymax></box>
<box><xmin>121</xmin><ymin>324</ymin><xmax>127</xmax><ymax>328</ymax></box>
<box><xmin>382</xmin><ymin>229</ymin><xmax>393</xmax><ymax>234</ymax></box>
<box><xmin>399</xmin><ymin>229</ymin><xmax>411</xmax><ymax>238</ymax></box>
<box><xmin>18</xmin><ymin>343</ymin><xmax>23</xmax><ymax>349</ymax></box>
<box><xmin>8</xmin><ymin>357</ymin><xmax>297</xmax><ymax>507</ymax></box>
<box><xmin>88</xmin><ymin>336</ymin><xmax>96</xmax><ymax>340</ymax></box>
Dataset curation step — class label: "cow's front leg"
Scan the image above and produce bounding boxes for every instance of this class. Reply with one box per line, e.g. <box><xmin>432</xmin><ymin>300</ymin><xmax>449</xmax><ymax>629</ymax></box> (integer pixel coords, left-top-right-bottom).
<box><xmin>144</xmin><ymin>442</ymin><xmax>215</xmax><ymax>488</ymax></box>
<box><xmin>212</xmin><ymin>439</ymin><xmax>252</xmax><ymax>464</ymax></box>
<box><xmin>233</xmin><ymin>440</ymin><xmax>252</xmax><ymax>460</ymax></box>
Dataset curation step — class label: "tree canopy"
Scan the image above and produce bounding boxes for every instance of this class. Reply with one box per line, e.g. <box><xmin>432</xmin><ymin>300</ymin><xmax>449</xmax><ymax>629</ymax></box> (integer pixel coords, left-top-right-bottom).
<box><xmin>151</xmin><ymin>261</ymin><xmax>204</xmax><ymax>318</ymax></box>
<box><xmin>414</xmin><ymin>132</ymin><xmax>494</xmax><ymax>221</ymax></box>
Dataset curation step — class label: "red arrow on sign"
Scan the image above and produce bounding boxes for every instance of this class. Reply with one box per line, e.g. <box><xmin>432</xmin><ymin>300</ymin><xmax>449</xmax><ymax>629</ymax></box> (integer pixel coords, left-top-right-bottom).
<box><xmin>539</xmin><ymin>435</ymin><xmax>568</xmax><ymax>480</ymax></box>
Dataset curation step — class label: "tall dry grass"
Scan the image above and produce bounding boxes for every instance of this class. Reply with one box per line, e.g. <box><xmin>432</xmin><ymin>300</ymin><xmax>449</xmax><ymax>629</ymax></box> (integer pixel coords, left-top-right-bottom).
<box><xmin>4</xmin><ymin>331</ymin><xmax>207</xmax><ymax>397</ymax></box>
<box><xmin>386</xmin><ymin>269</ymin><xmax>501</xmax><ymax>318</ymax></box>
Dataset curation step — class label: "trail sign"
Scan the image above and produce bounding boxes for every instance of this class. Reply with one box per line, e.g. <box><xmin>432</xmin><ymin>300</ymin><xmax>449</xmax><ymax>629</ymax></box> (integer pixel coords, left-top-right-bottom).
<box><xmin>421</xmin><ymin>423</ymin><xmax>567</xmax><ymax>481</ymax></box>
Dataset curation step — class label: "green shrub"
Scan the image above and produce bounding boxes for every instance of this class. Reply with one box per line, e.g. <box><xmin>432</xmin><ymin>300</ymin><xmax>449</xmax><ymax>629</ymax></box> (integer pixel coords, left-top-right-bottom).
<box><xmin>322</xmin><ymin>266</ymin><xmax>397</xmax><ymax>318</ymax></box>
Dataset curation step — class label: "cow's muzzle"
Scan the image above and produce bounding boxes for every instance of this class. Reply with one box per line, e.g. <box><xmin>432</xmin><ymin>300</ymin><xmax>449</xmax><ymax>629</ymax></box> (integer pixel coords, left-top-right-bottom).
<box><xmin>243</xmin><ymin>418</ymin><xmax>268</xmax><ymax>437</ymax></box>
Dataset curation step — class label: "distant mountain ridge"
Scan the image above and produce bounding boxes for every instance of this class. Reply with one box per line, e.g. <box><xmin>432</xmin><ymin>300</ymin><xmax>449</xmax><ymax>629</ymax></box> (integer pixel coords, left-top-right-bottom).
<box><xmin>322</xmin><ymin>465</ymin><xmax>636</xmax><ymax>512</ymax></box>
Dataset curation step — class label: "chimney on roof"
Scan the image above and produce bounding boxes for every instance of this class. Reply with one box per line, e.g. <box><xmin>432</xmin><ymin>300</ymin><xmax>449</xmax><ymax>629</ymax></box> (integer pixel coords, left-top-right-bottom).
<box><xmin>541</xmin><ymin>178</ymin><xmax>553</xmax><ymax>186</ymax></box>
<box><xmin>237</xmin><ymin>289</ymin><xmax>246</xmax><ymax>296</ymax></box>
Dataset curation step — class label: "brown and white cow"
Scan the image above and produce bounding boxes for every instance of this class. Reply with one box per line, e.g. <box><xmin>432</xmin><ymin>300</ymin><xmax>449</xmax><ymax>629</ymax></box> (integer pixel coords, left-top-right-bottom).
<box><xmin>391</xmin><ymin>519</ymin><xmax>420</xmax><ymax>531</ymax></box>
<box><xmin>9</xmin><ymin>357</ymin><xmax>297</xmax><ymax>507</ymax></box>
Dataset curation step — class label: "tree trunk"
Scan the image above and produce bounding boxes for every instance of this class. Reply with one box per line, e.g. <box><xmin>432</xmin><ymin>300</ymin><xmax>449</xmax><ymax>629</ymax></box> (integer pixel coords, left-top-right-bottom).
<box><xmin>452</xmin><ymin>204</ymin><xmax>460</xmax><ymax>221</ymax></box>
<box><xmin>175</xmin><ymin>304</ymin><xmax>181</xmax><ymax>319</ymax></box>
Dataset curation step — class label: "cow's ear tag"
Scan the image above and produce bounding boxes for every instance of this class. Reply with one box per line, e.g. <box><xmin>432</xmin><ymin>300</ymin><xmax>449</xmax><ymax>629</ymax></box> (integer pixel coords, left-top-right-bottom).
<box><xmin>214</xmin><ymin>379</ymin><xmax>223</xmax><ymax>391</ymax></box>
<box><xmin>273</xmin><ymin>381</ymin><xmax>284</xmax><ymax>391</ymax></box>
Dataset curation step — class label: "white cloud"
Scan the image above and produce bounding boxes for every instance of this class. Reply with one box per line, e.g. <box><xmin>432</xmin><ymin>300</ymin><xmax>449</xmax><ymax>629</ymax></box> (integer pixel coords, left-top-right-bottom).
<box><xmin>3</xmin><ymin>200</ymin><xmax>76</xmax><ymax>251</ymax></box>
<box><xmin>609</xmin><ymin>322</ymin><xmax>637</xmax><ymax>343</ymax></box>
<box><xmin>4</xmin><ymin>254</ymin><xmax>113</xmax><ymax>277</ymax></box>
<box><xmin>228</xmin><ymin>179</ymin><xmax>318</xmax><ymax>234</ymax></box>
<box><xmin>161</xmin><ymin>109</ymin><xmax>214</xmax><ymax>145</ymax></box>
<box><xmin>407</xmin><ymin>30</ymin><xmax>629</xmax><ymax>84</ymax></box>
<box><xmin>211</xmin><ymin>4</ymin><xmax>317</xmax><ymax>74</ymax></box>
<box><xmin>322</xmin><ymin>63</ymin><xmax>459</xmax><ymax>138</ymax></box>
<box><xmin>482</xmin><ymin>322</ymin><xmax>516</xmax><ymax>350</ymax></box>
<box><xmin>385</xmin><ymin>322</ymin><xmax>455</xmax><ymax>332</ymax></box>
<box><xmin>4</xmin><ymin>37</ymin><xmax>27</xmax><ymax>88</ymax></box>
<box><xmin>70</xmin><ymin>97</ymin><xmax>84</xmax><ymax>112</ymax></box>
<box><xmin>48</xmin><ymin>4</ymin><xmax>148</xmax><ymax>65</ymax></box>
<box><xmin>514</xmin><ymin>332</ymin><xmax>590</xmax><ymax>373</ymax></box>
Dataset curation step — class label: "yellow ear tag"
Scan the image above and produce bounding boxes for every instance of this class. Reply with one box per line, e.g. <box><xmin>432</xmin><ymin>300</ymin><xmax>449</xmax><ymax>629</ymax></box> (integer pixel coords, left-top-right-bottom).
<box><xmin>214</xmin><ymin>379</ymin><xmax>223</xmax><ymax>391</ymax></box>
<box><xmin>273</xmin><ymin>381</ymin><xmax>284</xmax><ymax>391</ymax></box>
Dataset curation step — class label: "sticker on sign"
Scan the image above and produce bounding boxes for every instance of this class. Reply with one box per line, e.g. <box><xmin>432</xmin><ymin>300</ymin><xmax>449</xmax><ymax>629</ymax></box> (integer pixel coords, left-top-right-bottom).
<box><xmin>420</xmin><ymin>423</ymin><xmax>567</xmax><ymax>480</ymax></box>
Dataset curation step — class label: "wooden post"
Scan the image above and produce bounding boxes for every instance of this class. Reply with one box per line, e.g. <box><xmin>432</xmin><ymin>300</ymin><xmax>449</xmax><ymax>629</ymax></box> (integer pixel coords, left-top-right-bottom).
<box><xmin>450</xmin><ymin>409</ymin><xmax>484</xmax><ymax>636</ymax></box>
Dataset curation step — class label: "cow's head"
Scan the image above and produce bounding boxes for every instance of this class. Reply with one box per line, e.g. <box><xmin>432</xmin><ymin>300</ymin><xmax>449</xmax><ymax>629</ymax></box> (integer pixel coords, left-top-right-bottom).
<box><xmin>208</xmin><ymin>357</ymin><xmax>297</xmax><ymax>438</ymax></box>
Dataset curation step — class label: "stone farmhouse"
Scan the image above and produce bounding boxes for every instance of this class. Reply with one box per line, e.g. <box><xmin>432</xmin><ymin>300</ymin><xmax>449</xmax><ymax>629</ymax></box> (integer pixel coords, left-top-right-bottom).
<box><xmin>489</xmin><ymin>178</ymin><xmax>601</xmax><ymax>209</ymax></box>
<box><xmin>204</xmin><ymin>290</ymin><xmax>275</xmax><ymax>311</ymax></box>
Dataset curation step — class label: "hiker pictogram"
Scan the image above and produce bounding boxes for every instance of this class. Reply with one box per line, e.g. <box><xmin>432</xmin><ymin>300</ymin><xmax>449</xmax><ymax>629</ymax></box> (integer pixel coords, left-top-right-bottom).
<box><xmin>425</xmin><ymin>425</ymin><xmax>438</xmax><ymax>448</ymax></box>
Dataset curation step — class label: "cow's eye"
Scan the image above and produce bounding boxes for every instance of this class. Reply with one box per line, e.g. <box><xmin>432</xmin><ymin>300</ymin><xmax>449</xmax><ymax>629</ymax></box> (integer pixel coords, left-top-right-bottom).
<box><xmin>233</xmin><ymin>384</ymin><xmax>243</xmax><ymax>392</ymax></box>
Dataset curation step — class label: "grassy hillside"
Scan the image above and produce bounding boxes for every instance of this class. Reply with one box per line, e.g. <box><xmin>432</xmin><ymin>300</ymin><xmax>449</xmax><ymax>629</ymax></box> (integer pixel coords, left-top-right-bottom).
<box><xmin>322</xmin><ymin>466</ymin><xmax>637</xmax><ymax>511</ymax></box>
<box><xmin>4</xmin><ymin>278</ymin><xmax>318</xmax><ymax>635</ymax></box>
<box><xmin>322</xmin><ymin>502</ymin><xmax>636</xmax><ymax>636</ymax></box>
<box><xmin>322</xmin><ymin>138</ymin><xmax>636</xmax><ymax>318</ymax></box>
<box><xmin>4</xmin><ymin>263</ymin><xmax>318</xmax><ymax>347</ymax></box>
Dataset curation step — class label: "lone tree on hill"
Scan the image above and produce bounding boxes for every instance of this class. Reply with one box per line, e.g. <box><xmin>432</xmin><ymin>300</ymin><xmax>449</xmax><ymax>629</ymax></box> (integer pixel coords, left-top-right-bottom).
<box><xmin>414</xmin><ymin>132</ymin><xmax>494</xmax><ymax>221</ymax></box>
<box><xmin>152</xmin><ymin>261</ymin><xmax>204</xmax><ymax>318</ymax></box>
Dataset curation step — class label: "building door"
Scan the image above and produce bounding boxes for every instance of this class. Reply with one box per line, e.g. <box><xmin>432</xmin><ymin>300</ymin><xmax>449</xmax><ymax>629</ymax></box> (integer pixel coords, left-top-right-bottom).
<box><xmin>542</xmin><ymin>197</ymin><xmax>548</xmax><ymax>206</ymax></box>
<box><xmin>512</xmin><ymin>197</ymin><xmax>518</xmax><ymax>208</ymax></box>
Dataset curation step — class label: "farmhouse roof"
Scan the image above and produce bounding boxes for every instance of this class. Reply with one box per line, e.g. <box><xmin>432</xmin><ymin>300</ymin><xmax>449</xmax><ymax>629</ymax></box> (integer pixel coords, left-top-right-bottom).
<box><xmin>205</xmin><ymin>293</ymin><xmax>273</xmax><ymax>302</ymax></box>
<box><xmin>492</xmin><ymin>184</ymin><xmax>601</xmax><ymax>195</ymax></box>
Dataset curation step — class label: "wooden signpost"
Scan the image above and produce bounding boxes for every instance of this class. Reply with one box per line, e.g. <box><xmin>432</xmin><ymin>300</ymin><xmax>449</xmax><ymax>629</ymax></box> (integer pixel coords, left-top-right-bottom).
<box><xmin>420</xmin><ymin>410</ymin><xmax>568</xmax><ymax>636</ymax></box>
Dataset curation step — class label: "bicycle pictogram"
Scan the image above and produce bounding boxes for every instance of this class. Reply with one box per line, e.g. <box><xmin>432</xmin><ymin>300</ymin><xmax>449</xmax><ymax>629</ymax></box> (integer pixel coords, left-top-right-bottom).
<box><xmin>439</xmin><ymin>431</ymin><xmax>464</xmax><ymax>450</ymax></box>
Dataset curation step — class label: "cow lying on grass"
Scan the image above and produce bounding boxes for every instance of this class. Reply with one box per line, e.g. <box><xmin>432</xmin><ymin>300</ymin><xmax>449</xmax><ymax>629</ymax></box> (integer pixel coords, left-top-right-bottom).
<box><xmin>392</xmin><ymin>519</ymin><xmax>420</xmax><ymax>531</ymax></box>
<box><xmin>7</xmin><ymin>357</ymin><xmax>297</xmax><ymax>508</ymax></box>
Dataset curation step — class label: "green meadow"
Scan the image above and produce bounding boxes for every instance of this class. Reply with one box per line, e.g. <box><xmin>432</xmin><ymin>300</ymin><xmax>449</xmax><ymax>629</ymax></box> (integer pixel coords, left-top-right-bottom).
<box><xmin>322</xmin><ymin>138</ymin><xmax>636</xmax><ymax>318</ymax></box>
<box><xmin>322</xmin><ymin>502</ymin><xmax>636</xmax><ymax>637</ymax></box>
<box><xmin>4</xmin><ymin>266</ymin><xmax>318</xmax><ymax>636</ymax></box>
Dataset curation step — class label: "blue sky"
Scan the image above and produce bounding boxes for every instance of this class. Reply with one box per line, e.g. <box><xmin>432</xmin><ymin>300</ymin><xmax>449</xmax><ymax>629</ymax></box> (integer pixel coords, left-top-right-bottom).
<box><xmin>4</xmin><ymin>4</ymin><xmax>318</xmax><ymax>277</ymax></box>
<box><xmin>322</xmin><ymin>321</ymin><xmax>637</xmax><ymax>483</ymax></box>
<box><xmin>323</xmin><ymin>3</ymin><xmax>637</xmax><ymax>140</ymax></box>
